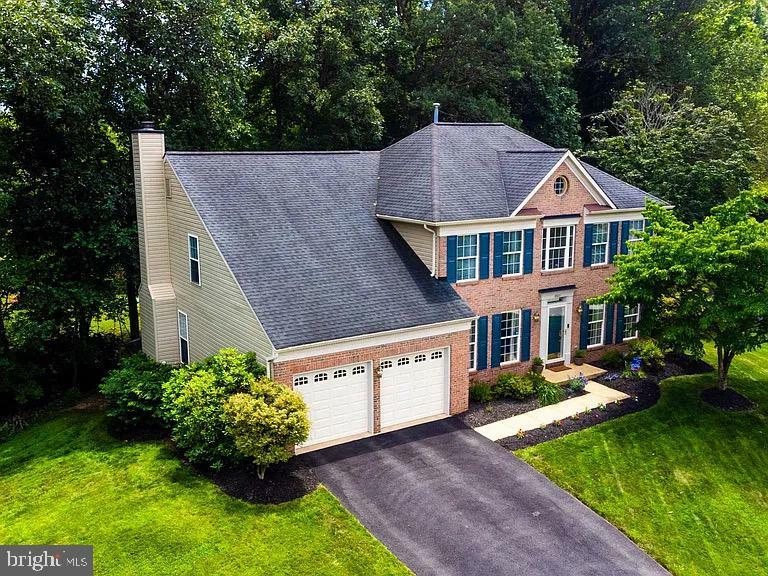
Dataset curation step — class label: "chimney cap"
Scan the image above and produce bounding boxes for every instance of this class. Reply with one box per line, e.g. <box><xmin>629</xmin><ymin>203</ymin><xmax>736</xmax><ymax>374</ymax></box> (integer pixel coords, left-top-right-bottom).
<box><xmin>132</xmin><ymin>120</ymin><xmax>164</xmax><ymax>134</ymax></box>
<box><xmin>432</xmin><ymin>103</ymin><xmax>440</xmax><ymax>124</ymax></box>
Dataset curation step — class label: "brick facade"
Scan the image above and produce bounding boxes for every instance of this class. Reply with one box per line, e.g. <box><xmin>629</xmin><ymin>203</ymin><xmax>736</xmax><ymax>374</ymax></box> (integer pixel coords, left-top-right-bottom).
<box><xmin>441</xmin><ymin>163</ymin><xmax>630</xmax><ymax>383</ymax></box>
<box><xmin>272</xmin><ymin>330</ymin><xmax>470</xmax><ymax>434</ymax></box>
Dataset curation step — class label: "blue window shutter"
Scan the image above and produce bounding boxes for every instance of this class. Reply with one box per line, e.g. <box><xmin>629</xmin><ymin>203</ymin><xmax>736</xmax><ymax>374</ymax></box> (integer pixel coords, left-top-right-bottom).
<box><xmin>493</xmin><ymin>232</ymin><xmax>504</xmax><ymax>277</ymax></box>
<box><xmin>645</xmin><ymin>218</ymin><xmax>652</xmax><ymax>236</ymax></box>
<box><xmin>604</xmin><ymin>304</ymin><xmax>615</xmax><ymax>345</ymax></box>
<box><xmin>523</xmin><ymin>229</ymin><xmax>534</xmax><ymax>274</ymax></box>
<box><xmin>620</xmin><ymin>221</ymin><xmax>630</xmax><ymax>255</ymax></box>
<box><xmin>447</xmin><ymin>236</ymin><xmax>457</xmax><ymax>283</ymax></box>
<box><xmin>583</xmin><ymin>224</ymin><xmax>594</xmax><ymax>268</ymax></box>
<box><xmin>479</xmin><ymin>233</ymin><xmax>490</xmax><ymax>280</ymax></box>
<box><xmin>521</xmin><ymin>309</ymin><xmax>532</xmax><ymax>362</ymax></box>
<box><xmin>616</xmin><ymin>305</ymin><xmax>625</xmax><ymax>343</ymax></box>
<box><xmin>491</xmin><ymin>314</ymin><xmax>502</xmax><ymax>368</ymax></box>
<box><xmin>579</xmin><ymin>301</ymin><xmax>590</xmax><ymax>349</ymax></box>
<box><xmin>609</xmin><ymin>222</ymin><xmax>620</xmax><ymax>262</ymax></box>
<box><xmin>476</xmin><ymin>316</ymin><xmax>488</xmax><ymax>370</ymax></box>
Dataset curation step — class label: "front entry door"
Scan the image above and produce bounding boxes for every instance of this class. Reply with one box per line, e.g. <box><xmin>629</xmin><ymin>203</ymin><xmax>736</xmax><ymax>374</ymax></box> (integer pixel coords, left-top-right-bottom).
<box><xmin>547</xmin><ymin>305</ymin><xmax>566</xmax><ymax>361</ymax></box>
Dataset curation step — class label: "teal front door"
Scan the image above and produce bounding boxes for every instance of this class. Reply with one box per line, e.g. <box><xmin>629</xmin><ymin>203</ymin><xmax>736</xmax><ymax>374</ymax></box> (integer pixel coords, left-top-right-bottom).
<box><xmin>547</xmin><ymin>307</ymin><xmax>565</xmax><ymax>360</ymax></box>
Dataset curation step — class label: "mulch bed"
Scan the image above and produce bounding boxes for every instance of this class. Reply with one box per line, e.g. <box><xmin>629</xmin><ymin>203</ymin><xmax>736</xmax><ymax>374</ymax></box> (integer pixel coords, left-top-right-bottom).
<box><xmin>701</xmin><ymin>387</ymin><xmax>756</xmax><ymax>412</ymax></box>
<box><xmin>199</xmin><ymin>459</ymin><xmax>319</xmax><ymax>505</ymax></box>
<box><xmin>492</xmin><ymin>353</ymin><xmax>711</xmax><ymax>451</ymax></box>
<box><xmin>458</xmin><ymin>388</ymin><xmax>587</xmax><ymax>428</ymax></box>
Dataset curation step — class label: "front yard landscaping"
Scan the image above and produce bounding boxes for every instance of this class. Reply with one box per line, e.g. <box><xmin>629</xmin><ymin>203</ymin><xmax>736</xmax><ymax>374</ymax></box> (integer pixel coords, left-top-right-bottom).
<box><xmin>0</xmin><ymin>409</ymin><xmax>410</xmax><ymax>576</ymax></box>
<box><xmin>517</xmin><ymin>345</ymin><xmax>768</xmax><ymax>576</ymax></box>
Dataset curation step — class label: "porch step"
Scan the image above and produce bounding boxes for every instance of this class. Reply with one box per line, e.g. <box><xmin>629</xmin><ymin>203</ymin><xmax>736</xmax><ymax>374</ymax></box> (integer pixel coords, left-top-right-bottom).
<box><xmin>542</xmin><ymin>363</ymin><xmax>607</xmax><ymax>384</ymax></box>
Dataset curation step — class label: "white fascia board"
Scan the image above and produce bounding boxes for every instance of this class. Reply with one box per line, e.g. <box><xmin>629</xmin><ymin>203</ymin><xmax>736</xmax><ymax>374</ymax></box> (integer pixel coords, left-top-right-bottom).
<box><xmin>584</xmin><ymin>210</ymin><xmax>645</xmax><ymax>224</ymax></box>
<box><xmin>437</xmin><ymin>218</ymin><xmax>538</xmax><ymax>237</ymax></box>
<box><xmin>274</xmin><ymin>317</ymin><xmax>475</xmax><ymax>363</ymax></box>
<box><xmin>542</xmin><ymin>216</ymin><xmax>581</xmax><ymax>227</ymax></box>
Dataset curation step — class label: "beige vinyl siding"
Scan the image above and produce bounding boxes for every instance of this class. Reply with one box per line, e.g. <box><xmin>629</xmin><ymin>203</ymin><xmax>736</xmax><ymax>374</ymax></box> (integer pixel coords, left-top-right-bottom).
<box><xmin>165</xmin><ymin>167</ymin><xmax>273</xmax><ymax>363</ymax></box>
<box><xmin>150</xmin><ymin>284</ymin><xmax>180</xmax><ymax>362</ymax></box>
<box><xmin>392</xmin><ymin>222</ymin><xmax>434</xmax><ymax>273</ymax></box>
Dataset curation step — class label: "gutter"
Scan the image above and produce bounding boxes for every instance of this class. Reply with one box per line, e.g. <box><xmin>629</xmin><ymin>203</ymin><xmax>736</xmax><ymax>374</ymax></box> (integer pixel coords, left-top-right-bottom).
<box><xmin>423</xmin><ymin>223</ymin><xmax>437</xmax><ymax>277</ymax></box>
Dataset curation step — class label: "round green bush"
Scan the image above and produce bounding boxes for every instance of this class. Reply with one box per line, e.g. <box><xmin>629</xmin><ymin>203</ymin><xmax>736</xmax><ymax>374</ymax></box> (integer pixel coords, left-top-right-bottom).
<box><xmin>223</xmin><ymin>377</ymin><xmax>310</xmax><ymax>479</ymax></box>
<box><xmin>627</xmin><ymin>338</ymin><xmax>665</xmax><ymax>372</ymax></box>
<box><xmin>493</xmin><ymin>372</ymin><xmax>535</xmax><ymax>400</ymax></box>
<box><xmin>99</xmin><ymin>352</ymin><xmax>174</xmax><ymax>428</ymax></box>
<box><xmin>536</xmin><ymin>379</ymin><xmax>565</xmax><ymax>406</ymax></box>
<box><xmin>469</xmin><ymin>382</ymin><xmax>493</xmax><ymax>403</ymax></box>
<box><xmin>161</xmin><ymin>348</ymin><xmax>265</xmax><ymax>470</ymax></box>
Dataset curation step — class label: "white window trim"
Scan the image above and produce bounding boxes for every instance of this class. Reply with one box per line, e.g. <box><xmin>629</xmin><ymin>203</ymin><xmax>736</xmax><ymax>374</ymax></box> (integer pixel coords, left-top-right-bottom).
<box><xmin>590</xmin><ymin>222</ymin><xmax>610</xmax><ymax>266</ymax></box>
<box><xmin>469</xmin><ymin>319</ymin><xmax>478</xmax><ymax>372</ymax></box>
<box><xmin>623</xmin><ymin>304</ymin><xmax>641</xmax><ymax>341</ymax></box>
<box><xmin>541</xmin><ymin>224</ymin><xmax>575</xmax><ymax>271</ymax></box>
<box><xmin>500</xmin><ymin>309</ymin><xmax>522</xmax><ymax>365</ymax></box>
<box><xmin>178</xmin><ymin>310</ymin><xmax>189</xmax><ymax>364</ymax></box>
<box><xmin>501</xmin><ymin>230</ymin><xmax>524</xmax><ymax>278</ymax></box>
<box><xmin>456</xmin><ymin>233</ymin><xmax>479</xmax><ymax>283</ymax></box>
<box><xmin>587</xmin><ymin>303</ymin><xmax>606</xmax><ymax>348</ymax></box>
<box><xmin>627</xmin><ymin>219</ymin><xmax>645</xmax><ymax>244</ymax></box>
<box><xmin>188</xmin><ymin>233</ymin><xmax>201</xmax><ymax>286</ymax></box>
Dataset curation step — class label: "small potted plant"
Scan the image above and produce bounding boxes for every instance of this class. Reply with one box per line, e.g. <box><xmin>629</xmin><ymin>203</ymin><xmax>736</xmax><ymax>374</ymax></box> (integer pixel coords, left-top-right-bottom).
<box><xmin>531</xmin><ymin>356</ymin><xmax>544</xmax><ymax>374</ymax></box>
<box><xmin>573</xmin><ymin>348</ymin><xmax>586</xmax><ymax>366</ymax></box>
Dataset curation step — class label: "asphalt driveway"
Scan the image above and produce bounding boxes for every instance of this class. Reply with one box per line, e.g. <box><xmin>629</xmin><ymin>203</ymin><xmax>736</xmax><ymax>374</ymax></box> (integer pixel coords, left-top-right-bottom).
<box><xmin>301</xmin><ymin>418</ymin><xmax>669</xmax><ymax>576</ymax></box>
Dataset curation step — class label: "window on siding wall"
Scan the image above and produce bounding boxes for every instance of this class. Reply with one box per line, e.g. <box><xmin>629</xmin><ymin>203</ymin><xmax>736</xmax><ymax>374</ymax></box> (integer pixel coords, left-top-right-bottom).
<box><xmin>469</xmin><ymin>319</ymin><xmax>477</xmax><ymax>370</ymax></box>
<box><xmin>541</xmin><ymin>225</ymin><xmax>575</xmax><ymax>271</ymax></box>
<box><xmin>588</xmin><ymin>304</ymin><xmax>605</xmax><ymax>347</ymax></box>
<box><xmin>591</xmin><ymin>223</ymin><xmax>609</xmax><ymax>265</ymax></box>
<box><xmin>456</xmin><ymin>234</ymin><xmax>478</xmax><ymax>281</ymax></box>
<box><xmin>178</xmin><ymin>311</ymin><xmax>189</xmax><ymax>364</ymax></box>
<box><xmin>502</xmin><ymin>230</ymin><xmax>523</xmax><ymax>275</ymax></box>
<box><xmin>188</xmin><ymin>234</ymin><xmax>201</xmax><ymax>285</ymax></box>
<box><xmin>624</xmin><ymin>304</ymin><xmax>641</xmax><ymax>339</ymax></box>
<box><xmin>500</xmin><ymin>310</ymin><xmax>521</xmax><ymax>363</ymax></box>
<box><xmin>627</xmin><ymin>220</ymin><xmax>645</xmax><ymax>253</ymax></box>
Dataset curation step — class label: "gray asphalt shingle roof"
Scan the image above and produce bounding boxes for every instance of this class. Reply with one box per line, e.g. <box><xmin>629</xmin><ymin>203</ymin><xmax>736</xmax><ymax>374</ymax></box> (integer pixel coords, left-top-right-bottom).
<box><xmin>377</xmin><ymin>123</ymin><xmax>667</xmax><ymax>221</ymax></box>
<box><xmin>166</xmin><ymin>151</ymin><xmax>474</xmax><ymax>350</ymax></box>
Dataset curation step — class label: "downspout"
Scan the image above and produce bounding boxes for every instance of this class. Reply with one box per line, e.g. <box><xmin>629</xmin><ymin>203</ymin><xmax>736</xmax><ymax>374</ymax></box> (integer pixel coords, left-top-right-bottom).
<box><xmin>423</xmin><ymin>224</ymin><xmax>437</xmax><ymax>277</ymax></box>
<box><xmin>266</xmin><ymin>350</ymin><xmax>278</xmax><ymax>379</ymax></box>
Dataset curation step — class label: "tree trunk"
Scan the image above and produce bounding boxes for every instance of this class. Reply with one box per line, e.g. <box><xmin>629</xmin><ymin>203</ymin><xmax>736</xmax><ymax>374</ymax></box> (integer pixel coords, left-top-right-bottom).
<box><xmin>126</xmin><ymin>261</ymin><xmax>140</xmax><ymax>340</ymax></box>
<box><xmin>0</xmin><ymin>307</ymin><xmax>9</xmax><ymax>355</ymax></box>
<box><xmin>716</xmin><ymin>346</ymin><xmax>735</xmax><ymax>391</ymax></box>
<box><xmin>256</xmin><ymin>464</ymin><xmax>268</xmax><ymax>480</ymax></box>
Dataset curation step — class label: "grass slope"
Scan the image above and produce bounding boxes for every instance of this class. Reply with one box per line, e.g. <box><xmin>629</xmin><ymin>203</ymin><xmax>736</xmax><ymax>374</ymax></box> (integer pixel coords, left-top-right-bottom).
<box><xmin>518</xmin><ymin>346</ymin><xmax>768</xmax><ymax>576</ymax></box>
<box><xmin>0</xmin><ymin>412</ymin><xmax>410</xmax><ymax>576</ymax></box>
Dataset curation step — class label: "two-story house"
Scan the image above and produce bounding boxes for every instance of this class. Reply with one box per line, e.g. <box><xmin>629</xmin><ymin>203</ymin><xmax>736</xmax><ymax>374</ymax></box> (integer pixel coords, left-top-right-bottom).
<box><xmin>131</xmin><ymin>118</ymin><xmax>666</xmax><ymax>452</ymax></box>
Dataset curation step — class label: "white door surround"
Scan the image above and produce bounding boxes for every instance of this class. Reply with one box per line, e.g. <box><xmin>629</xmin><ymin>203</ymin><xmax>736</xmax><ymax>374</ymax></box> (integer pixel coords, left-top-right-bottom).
<box><xmin>539</xmin><ymin>289</ymin><xmax>574</xmax><ymax>366</ymax></box>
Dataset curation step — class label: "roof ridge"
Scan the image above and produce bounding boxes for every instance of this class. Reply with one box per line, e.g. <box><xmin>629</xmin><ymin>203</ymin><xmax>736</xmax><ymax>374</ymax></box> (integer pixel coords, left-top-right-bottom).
<box><xmin>504</xmin><ymin>149</ymin><xmax>568</xmax><ymax>154</ymax></box>
<box><xmin>165</xmin><ymin>150</ymin><xmax>363</xmax><ymax>156</ymax></box>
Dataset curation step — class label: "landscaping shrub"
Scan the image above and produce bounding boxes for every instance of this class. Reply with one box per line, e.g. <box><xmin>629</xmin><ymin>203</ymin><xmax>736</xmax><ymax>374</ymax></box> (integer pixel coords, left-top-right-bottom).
<box><xmin>567</xmin><ymin>374</ymin><xmax>588</xmax><ymax>393</ymax></box>
<box><xmin>627</xmin><ymin>338</ymin><xmax>665</xmax><ymax>372</ymax></box>
<box><xmin>100</xmin><ymin>352</ymin><xmax>174</xmax><ymax>428</ymax></box>
<box><xmin>161</xmin><ymin>348</ymin><xmax>265</xmax><ymax>469</ymax></box>
<box><xmin>223</xmin><ymin>377</ymin><xmax>310</xmax><ymax>479</ymax></box>
<box><xmin>493</xmin><ymin>372</ymin><xmax>534</xmax><ymax>400</ymax></box>
<box><xmin>469</xmin><ymin>382</ymin><xmax>492</xmax><ymax>403</ymax></box>
<box><xmin>600</xmin><ymin>349</ymin><xmax>624</xmax><ymax>370</ymax></box>
<box><xmin>535</xmin><ymin>379</ymin><xmax>565</xmax><ymax>406</ymax></box>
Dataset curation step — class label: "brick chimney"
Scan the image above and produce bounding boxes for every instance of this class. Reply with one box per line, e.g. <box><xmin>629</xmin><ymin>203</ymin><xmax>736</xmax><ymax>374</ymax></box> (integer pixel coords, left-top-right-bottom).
<box><xmin>131</xmin><ymin>121</ymin><xmax>178</xmax><ymax>362</ymax></box>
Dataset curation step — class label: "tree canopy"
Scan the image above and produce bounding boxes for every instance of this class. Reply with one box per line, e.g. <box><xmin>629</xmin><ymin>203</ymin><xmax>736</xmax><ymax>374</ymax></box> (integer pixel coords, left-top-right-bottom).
<box><xmin>597</xmin><ymin>190</ymin><xmax>768</xmax><ymax>388</ymax></box>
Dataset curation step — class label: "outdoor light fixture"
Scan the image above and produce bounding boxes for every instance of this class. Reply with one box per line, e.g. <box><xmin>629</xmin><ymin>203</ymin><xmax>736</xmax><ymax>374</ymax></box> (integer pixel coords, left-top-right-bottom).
<box><xmin>533</xmin><ymin>311</ymin><xmax>540</xmax><ymax>322</ymax></box>
<box><xmin>577</xmin><ymin>303</ymin><xmax>584</xmax><ymax>315</ymax></box>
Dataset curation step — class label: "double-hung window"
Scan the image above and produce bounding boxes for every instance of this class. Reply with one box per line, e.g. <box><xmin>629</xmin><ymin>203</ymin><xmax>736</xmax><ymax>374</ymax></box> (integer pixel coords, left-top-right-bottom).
<box><xmin>178</xmin><ymin>310</ymin><xmax>189</xmax><ymax>364</ymax></box>
<box><xmin>188</xmin><ymin>234</ymin><xmax>201</xmax><ymax>285</ymax></box>
<box><xmin>502</xmin><ymin>230</ymin><xmax>523</xmax><ymax>276</ymax></box>
<box><xmin>500</xmin><ymin>310</ymin><xmax>521</xmax><ymax>364</ymax></box>
<box><xmin>591</xmin><ymin>223</ymin><xmax>609</xmax><ymax>265</ymax></box>
<box><xmin>456</xmin><ymin>234</ymin><xmax>478</xmax><ymax>281</ymax></box>
<box><xmin>469</xmin><ymin>319</ymin><xmax>477</xmax><ymax>370</ymax></box>
<box><xmin>627</xmin><ymin>220</ymin><xmax>645</xmax><ymax>253</ymax></box>
<box><xmin>623</xmin><ymin>304</ymin><xmax>640</xmax><ymax>340</ymax></box>
<box><xmin>587</xmin><ymin>304</ymin><xmax>606</xmax><ymax>347</ymax></box>
<box><xmin>541</xmin><ymin>225</ymin><xmax>575</xmax><ymax>271</ymax></box>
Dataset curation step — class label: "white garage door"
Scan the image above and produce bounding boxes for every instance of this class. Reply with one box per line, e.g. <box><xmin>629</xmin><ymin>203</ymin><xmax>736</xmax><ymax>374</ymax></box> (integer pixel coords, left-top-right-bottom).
<box><xmin>293</xmin><ymin>363</ymin><xmax>371</xmax><ymax>447</ymax></box>
<box><xmin>380</xmin><ymin>348</ymin><xmax>449</xmax><ymax>429</ymax></box>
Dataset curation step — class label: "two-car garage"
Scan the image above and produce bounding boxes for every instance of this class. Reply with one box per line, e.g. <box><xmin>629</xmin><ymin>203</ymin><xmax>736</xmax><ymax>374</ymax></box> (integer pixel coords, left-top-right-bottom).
<box><xmin>292</xmin><ymin>347</ymin><xmax>450</xmax><ymax>450</ymax></box>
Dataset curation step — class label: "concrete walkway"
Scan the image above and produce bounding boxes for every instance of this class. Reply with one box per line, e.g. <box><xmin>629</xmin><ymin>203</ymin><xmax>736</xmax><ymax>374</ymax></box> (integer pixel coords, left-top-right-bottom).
<box><xmin>476</xmin><ymin>380</ymin><xmax>629</xmax><ymax>441</ymax></box>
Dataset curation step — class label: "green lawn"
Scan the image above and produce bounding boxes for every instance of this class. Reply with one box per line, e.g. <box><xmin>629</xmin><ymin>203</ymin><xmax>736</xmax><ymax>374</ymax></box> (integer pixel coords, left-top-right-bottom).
<box><xmin>0</xmin><ymin>411</ymin><xmax>410</xmax><ymax>576</ymax></box>
<box><xmin>518</xmin><ymin>345</ymin><xmax>768</xmax><ymax>576</ymax></box>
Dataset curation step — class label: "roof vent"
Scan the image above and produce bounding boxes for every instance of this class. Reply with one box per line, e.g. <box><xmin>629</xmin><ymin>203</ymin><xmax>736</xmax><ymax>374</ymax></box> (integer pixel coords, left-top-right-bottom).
<box><xmin>139</xmin><ymin>120</ymin><xmax>156</xmax><ymax>130</ymax></box>
<box><xmin>433</xmin><ymin>103</ymin><xmax>440</xmax><ymax>124</ymax></box>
